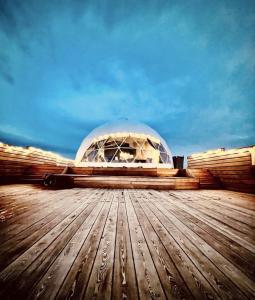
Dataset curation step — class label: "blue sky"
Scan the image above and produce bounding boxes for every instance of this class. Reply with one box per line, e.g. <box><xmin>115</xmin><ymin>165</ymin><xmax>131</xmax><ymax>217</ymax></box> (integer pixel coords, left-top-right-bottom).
<box><xmin>0</xmin><ymin>0</ymin><xmax>254</xmax><ymax>158</ymax></box>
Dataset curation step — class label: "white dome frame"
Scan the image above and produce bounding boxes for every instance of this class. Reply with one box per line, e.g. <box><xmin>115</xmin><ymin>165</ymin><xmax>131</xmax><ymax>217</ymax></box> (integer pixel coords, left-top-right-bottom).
<box><xmin>75</xmin><ymin>120</ymin><xmax>174</xmax><ymax>168</ymax></box>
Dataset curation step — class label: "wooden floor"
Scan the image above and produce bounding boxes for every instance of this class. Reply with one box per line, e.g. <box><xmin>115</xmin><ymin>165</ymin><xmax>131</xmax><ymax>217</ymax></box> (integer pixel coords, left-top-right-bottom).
<box><xmin>0</xmin><ymin>185</ymin><xmax>254</xmax><ymax>300</ymax></box>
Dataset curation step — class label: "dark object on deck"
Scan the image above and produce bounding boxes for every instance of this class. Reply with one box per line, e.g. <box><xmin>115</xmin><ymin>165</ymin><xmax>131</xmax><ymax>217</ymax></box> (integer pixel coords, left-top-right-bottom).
<box><xmin>43</xmin><ymin>167</ymin><xmax>74</xmax><ymax>188</ymax></box>
<box><xmin>43</xmin><ymin>174</ymin><xmax>74</xmax><ymax>188</ymax></box>
<box><xmin>43</xmin><ymin>174</ymin><xmax>57</xmax><ymax>187</ymax></box>
<box><xmin>173</xmin><ymin>156</ymin><xmax>184</xmax><ymax>169</ymax></box>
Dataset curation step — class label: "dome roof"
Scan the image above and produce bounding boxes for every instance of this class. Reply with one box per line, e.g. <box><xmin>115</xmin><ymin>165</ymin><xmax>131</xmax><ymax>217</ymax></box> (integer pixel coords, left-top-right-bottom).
<box><xmin>75</xmin><ymin>120</ymin><xmax>173</xmax><ymax>167</ymax></box>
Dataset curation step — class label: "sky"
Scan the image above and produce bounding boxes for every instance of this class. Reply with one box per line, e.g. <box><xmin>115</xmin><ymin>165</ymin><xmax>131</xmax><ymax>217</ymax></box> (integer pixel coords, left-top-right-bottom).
<box><xmin>0</xmin><ymin>0</ymin><xmax>255</xmax><ymax>159</ymax></box>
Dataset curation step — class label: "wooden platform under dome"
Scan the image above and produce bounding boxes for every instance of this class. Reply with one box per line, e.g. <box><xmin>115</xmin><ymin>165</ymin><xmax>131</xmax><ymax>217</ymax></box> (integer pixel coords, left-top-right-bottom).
<box><xmin>72</xmin><ymin>175</ymin><xmax>200</xmax><ymax>189</ymax></box>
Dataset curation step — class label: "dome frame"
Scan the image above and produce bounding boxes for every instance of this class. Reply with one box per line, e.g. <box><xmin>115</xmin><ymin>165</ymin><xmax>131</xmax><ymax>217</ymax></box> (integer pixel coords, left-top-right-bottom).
<box><xmin>75</xmin><ymin>120</ymin><xmax>173</xmax><ymax>168</ymax></box>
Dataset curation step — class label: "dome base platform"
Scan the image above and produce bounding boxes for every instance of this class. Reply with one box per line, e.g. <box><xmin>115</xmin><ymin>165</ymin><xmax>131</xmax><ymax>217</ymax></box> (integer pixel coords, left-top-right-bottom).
<box><xmin>73</xmin><ymin>175</ymin><xmax>199</xmax><ymax>189</ymax></box>
<box><xmin>42</xmin><ymin>166</ymin><xmax>223</xmax><ymax>190</ymax></box>
<box><xmin>43</xmin><ymin>173</ymin><xmax>200</xmax><ymax>190</ymax></box>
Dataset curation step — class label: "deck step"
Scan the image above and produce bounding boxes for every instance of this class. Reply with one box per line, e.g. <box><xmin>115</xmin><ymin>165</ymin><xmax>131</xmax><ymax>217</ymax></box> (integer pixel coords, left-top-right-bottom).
<box><xmin>72</xmin><ymin>175</ymin><xmax>199</xmax><ymax>190</ymax></box>
<box><xmin>186</xmin><ymin>168</ymin><xmax>221</xmax><ymax>189</ymax></box>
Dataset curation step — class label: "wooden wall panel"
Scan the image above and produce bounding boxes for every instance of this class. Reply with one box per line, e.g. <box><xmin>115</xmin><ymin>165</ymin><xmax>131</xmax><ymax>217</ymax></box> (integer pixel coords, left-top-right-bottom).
<box><xmin>187</xmin><ymin>146</ymin><xmax>255</xmax><ymax>193</ymax></box>
<box><xmin>0</xmin><ymin>143</ymin><xmax>73</xmax><ymax>183</ymax></box>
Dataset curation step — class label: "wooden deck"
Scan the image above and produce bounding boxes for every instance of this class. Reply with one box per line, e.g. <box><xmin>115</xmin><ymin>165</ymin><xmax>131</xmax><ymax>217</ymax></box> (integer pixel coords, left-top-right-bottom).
<box><xmin>0</xmin><ymin>184</ymin><xmax>254</xmax><ymax>299</ymax></box>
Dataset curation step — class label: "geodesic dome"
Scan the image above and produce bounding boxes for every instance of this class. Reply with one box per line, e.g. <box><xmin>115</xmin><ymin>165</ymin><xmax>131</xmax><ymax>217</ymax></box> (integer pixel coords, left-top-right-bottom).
<box><xmin>75</xmin><ymin>120</ymin><xmax>173</xmax><ymax>168</ymax></box>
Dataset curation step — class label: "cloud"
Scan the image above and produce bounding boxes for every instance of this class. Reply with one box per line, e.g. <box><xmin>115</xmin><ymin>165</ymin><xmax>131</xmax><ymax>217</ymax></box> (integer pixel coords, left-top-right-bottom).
<box><xmin>0</xmin><ymin>0</ymin><xmax>254</xmax><ymax>158</ymax></box>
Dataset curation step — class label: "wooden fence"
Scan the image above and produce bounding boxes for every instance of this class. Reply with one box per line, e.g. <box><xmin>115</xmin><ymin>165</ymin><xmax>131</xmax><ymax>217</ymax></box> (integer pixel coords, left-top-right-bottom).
<box><xmin>0</xmin><ymin>142</ymin><xmax>73</xmax><ymax>183</ymax></box>
<box><xmin>188</xmin><ymin>146</ymin><xmax>255</xmax><ymax>193</ymax></box>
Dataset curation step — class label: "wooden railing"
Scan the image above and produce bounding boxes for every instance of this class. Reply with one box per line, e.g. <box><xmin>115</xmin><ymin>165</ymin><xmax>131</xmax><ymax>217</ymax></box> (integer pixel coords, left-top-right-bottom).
<box><xmin>0</xmin><ymin>142</ymin><xmax>73</xmax><ymax>183</ymax></box>
<box><xmin>187</xmin><ymin>146</ymin><xmax>255</xmax><ymax>193</ymax></box>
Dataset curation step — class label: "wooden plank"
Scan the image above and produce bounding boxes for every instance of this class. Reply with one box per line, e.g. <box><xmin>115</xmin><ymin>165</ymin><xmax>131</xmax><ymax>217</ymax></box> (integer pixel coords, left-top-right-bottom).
<box><xmin>124</xmin><ymin>190</ymin><xmax>167</xmax><ymax>300</ymax></box>
<box><xmin>156</xmin><ymin>191</ymin><xmax>255</xmax><ymax>297</ymax></box>
<box><xmin>130</xmin><ymin>190</ymin><xmax>193</xmax><ymax>299</ymax></box>
<box><xmin>167</xmin><ymin>192</ymin><xmax>255</xmax><ymax>253</ymax></box>
<box><xmin>83</xmin><ymin>192</ymin><xmax>118</xmax><ymax>300</ymax></box>
<box><xmin>201</xmin><ymin>165</ymin><xmax>251</xmax><ymax>171</ymax></box>
<box><xmin>188</xmin><ymin>153</ymin><xmax>251</xmax><ymax>164</ymax></box>
<box><xmin>5</xmin><ymin>201</ymin><xmax>99</xmax><ymax>299</ymax></box>
<box><xmin>0</xmin><ymin>189</ymin><xmax>71</xmax><ymax>227</ymax></box>
<box><xmin>188</xmin><ymin>160</ymin><xmax>251</xmax><ymax>168</ymax></box>
<box><xmin>158</xmin><ymin>197</ymin><xmax>255</xmax><ymax>281</ymax></box>
<box><xmin>0</xmin><ymin>190</ymin><xmax>98</xmax><ymax>271</ymax></box>
<box><xmin>135</xmin><ymin>191</ymin><xmax>219</xmax><ymax>299</ymax></box>
<box><xmin>197</xmin><ymin>190</ymin><xmax>255</xmax><ymax>211</ymax></box>
<box><xmin>223</xmin><ymin>184</ymin><xmax>255</xmax><ymax>194</ymax></box>
<box><xmin>73</xmin><ymin>176</ymin><xmax>199</xmax><ymax>190</ymax></box>
<box><xmin>145</xmin><ymin>191</ymin><xmax>251</xmax><ymax>299</ymax></box>
<box><xmin>188</xmin><ymin>149</ymin><xmax>251</xmax><ymax>160</ymax></box>
<box><xmin>112</xmin><ymin>190</ymin><xmax>138</xmax><ymax>300</ymax></box>
<box><xmin>176</xmin><ymin>191</ymin><xmax>255</xmax><ymax>226</ymax></box>
<box><xmin>0</xmin><ymin>191</ymin><xmax>98</xmax><ymax>298</ymax></box>
<box><xmin>0</xmin><ymin>149</ymin><xmax>71</xmax><ymax>163</ymax></box>
<box><xmin>29</xmin><ymin>195</ymin><xmax>105</xmax><ymax>300</ymax></box>
<box><xmin>0</xmin><ymin>155</ymin><xmax>68</xmax><ymax>166</ymax></box>
<box><xmin>0</xmin><ymin>190</ymin><xmax>81</xmax><ymax>243</ymax></box>
<box><xmin>0</xmin><ymin>184</ymin><xmax>34</xmax><ymax>194</ymax></box>
<box><xmin>55</xmin><ymin>190</ymin><xmax>113</xmax><ymax>300</ymax></box>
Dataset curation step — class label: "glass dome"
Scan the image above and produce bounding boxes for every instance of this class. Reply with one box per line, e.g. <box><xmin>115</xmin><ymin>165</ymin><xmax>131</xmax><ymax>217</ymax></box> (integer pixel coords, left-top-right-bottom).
<box><xmin>75</xmin><ymin>120</ymin><xmax>173</xmax><ymax>168</ymax></box>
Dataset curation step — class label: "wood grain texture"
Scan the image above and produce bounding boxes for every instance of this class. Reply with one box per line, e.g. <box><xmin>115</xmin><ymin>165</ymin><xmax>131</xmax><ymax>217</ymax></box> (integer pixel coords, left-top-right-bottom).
<box><xmin>0</xmin><ymin>184</ymin><xmax>254</xmax><ymax>299</ymax></box>
<box><xmin>73</xmin><ymin>175</ymin><xmax>199</xmax><ymax>190</ymax></box>
<box><xmin>187</xmin><ymin>146</ymin><xmax>255</xmax><ymax>193</ymax></box>
<box><xmin>112</xmin><ymin>191</ymin><xmax>138</xmax><ymax>300</ymax></box>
